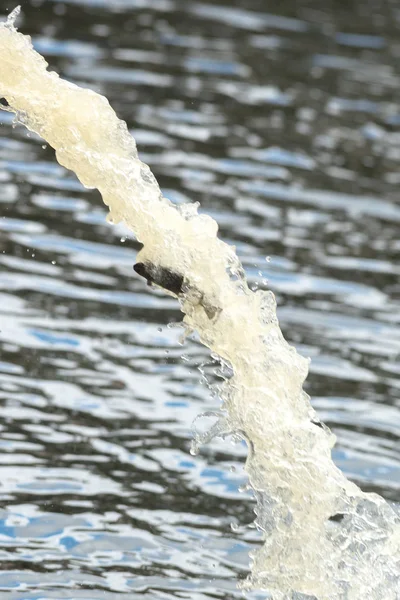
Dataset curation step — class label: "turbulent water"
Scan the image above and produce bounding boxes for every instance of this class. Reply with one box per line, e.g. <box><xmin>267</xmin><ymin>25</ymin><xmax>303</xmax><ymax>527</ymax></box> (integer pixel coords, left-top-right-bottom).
<box><xmin>0</xmin><ymin>1</ymin><xmax>399</xmax><ymax>599</ymax></box>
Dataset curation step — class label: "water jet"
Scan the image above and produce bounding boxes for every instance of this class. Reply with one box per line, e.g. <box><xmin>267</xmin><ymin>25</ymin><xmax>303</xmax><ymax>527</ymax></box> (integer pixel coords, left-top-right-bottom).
<box><xmin>0</xmin><ymin>7</ymin><xmax>398</xmax><ymax>599</ymax></box>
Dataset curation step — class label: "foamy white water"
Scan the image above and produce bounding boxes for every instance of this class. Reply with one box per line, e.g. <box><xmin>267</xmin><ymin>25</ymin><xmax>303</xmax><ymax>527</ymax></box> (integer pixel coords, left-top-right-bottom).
<box><xmin>0</xmin><ymin>9</ymin><xmax>399</xmax><ymax>599</ymax></box>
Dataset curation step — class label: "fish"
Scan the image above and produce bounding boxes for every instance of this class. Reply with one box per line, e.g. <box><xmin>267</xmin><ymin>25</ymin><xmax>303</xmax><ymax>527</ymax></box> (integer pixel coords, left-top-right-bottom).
<box><xmin>133</xmin><ymin>261</ymin><xmax>221</xmax><ymax>320</ymax></box>
<box><xmin>133</xmin><ymin>262</ymin><xmax>184</xmax><ymax>295</ymax></box>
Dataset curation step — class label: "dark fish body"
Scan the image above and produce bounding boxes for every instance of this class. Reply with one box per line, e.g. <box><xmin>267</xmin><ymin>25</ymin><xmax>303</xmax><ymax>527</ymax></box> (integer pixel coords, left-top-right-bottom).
<box><xmin>133</xmin><ymin>261</ymin><xmax>221</xmax><ymax>320</ymax></box>
<box><xmin>134</xmin><ymin>262</ymin><xmax>184</xmax><ymax>295</ymax></box>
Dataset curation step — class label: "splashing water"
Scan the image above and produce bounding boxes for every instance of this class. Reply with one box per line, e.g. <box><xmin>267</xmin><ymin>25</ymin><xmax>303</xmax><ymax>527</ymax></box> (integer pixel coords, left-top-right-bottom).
<box><xmin>0</xmin><ymin>11</ymin><xmax>399</xmax><ymax>600</ymax></box>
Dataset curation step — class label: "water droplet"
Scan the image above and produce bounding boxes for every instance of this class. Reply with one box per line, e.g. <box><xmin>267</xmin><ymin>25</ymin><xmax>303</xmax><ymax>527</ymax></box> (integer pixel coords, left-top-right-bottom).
<box><xmin>6</xmin><ymin>5</ymin><xmax>21</xmax><ymax>28</ymax></box>
<box><xmin>230</xmin><ymin>522</ymin><xmax>239</xmax><ymax>532</ymax></box>
<box><xmin>190</xmin><ymin>441</ymin><xmax>199</xmax><ymax>456</ymax></box>
<box><xmin>265</xmin><ymin>255</ymin><xmax>271</xmax><ymax>262</ymax></box>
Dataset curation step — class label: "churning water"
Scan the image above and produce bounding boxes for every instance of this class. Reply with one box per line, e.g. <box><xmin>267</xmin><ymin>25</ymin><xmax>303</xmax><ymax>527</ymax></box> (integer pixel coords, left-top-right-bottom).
<box><xmin>0</xmin><ymin>1</ymin><xmax>399</xmax><ymax>599</ymax></box>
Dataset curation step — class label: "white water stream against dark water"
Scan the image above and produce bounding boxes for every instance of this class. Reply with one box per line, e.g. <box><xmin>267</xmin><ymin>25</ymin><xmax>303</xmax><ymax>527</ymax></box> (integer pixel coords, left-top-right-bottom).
<box><xmin>0</xmin><ymin>3</ymin><xmax>399</xmax><ymax>599</ymax></box>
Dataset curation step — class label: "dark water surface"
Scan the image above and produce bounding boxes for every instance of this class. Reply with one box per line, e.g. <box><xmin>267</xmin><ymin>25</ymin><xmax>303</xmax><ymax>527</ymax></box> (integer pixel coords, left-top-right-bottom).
<box><xmin>0</xmin><ymin>0</ymin><xmax>399</xmax><ymax>598</ymax></box>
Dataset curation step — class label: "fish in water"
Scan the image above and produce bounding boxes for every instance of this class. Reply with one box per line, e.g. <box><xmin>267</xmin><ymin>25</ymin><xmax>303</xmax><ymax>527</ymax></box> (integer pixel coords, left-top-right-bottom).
<box><xmin>134</xmin><ymin>262</ymin><xmax>184</xmax><ymax>295</ymax></box>
<box><xmin>133</xmin><ymin>261</ymin><xmax>221</xmax><ymax>320</ymax></box>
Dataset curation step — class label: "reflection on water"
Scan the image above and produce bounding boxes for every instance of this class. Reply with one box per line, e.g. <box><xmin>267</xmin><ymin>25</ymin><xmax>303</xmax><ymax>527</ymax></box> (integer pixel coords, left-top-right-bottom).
<box><xmin>0</xmin><ymin>0</ymin><xmax>399</xmax><ymax>597</ymax></box>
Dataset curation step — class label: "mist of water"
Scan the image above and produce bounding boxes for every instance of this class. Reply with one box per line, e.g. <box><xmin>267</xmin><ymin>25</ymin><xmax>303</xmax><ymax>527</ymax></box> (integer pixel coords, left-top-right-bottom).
<box><xmin>0</xmin><ymin>9</ymin><xmax>399</xmax><ymax>599</ymax></box>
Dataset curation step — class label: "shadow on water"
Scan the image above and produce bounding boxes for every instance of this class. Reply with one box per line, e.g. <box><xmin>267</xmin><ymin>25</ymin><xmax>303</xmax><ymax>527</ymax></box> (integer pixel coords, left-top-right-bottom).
<box><xmin>0</xmin><ymin>0</ymin><xmax>399</xmax><ymax>597</ymax></box>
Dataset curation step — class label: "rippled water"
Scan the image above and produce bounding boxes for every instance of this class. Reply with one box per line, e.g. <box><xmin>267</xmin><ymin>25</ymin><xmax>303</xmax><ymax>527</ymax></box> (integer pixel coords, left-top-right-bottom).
<box><xmin>0</xmin><ymin>0</ymin><xmax>399</xmax><ymax>598</ymax></box>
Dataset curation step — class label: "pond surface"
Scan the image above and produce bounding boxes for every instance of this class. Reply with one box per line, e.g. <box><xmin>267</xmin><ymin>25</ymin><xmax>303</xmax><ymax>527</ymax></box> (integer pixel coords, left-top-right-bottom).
<box><xmin>0</xmin><ymin>0</ymin><xmax>399</xmax><ymax>598</ymax></box>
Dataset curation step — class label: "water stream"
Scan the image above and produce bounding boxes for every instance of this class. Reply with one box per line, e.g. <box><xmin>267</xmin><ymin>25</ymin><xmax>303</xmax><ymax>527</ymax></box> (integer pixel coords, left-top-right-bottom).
<box><xmin>0</xmin><ymin>2</ymin><xmax>399</xmax><ymax>599</ymax></box>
